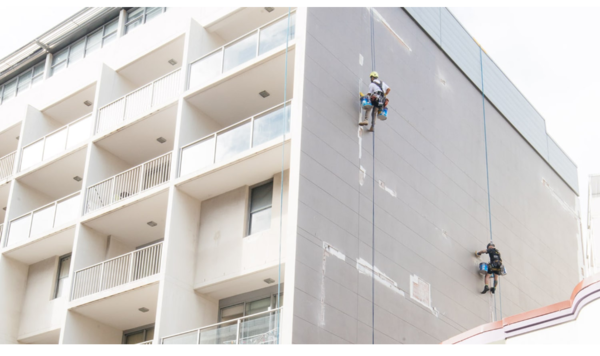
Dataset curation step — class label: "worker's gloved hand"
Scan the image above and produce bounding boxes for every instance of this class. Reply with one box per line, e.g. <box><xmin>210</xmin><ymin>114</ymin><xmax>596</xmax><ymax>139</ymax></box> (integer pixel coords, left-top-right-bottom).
<box><xmin>475</xmin><ymin>251</ymin><xmax>481</xmax><ymax>257</ymax></box>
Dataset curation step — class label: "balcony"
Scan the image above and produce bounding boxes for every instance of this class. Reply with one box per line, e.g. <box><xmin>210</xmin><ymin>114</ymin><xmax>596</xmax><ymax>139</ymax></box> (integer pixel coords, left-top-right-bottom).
<box><xmin>4</xmin><ymin>192</ymin><xmax>80</xmax><ymax>249</ymax></box>
<box><xmin>71</xmin><ymin>241</ymin><xmax>163</xmax><ymax>300</ymax></box>
<box><xmin>84</xmin><ymin>152</ymin><xmax>172</xmax><ymax>214</ymax></box>
<box><xmin>95</xmin><ymin>68</ymin><xmax>181</xmax><ymax>135</ymax></box>
<box><xmin>162</xmin><ymin>307</ymin><xmax>281</xmax><ymax>344</ymax></box>
<box><xmin>180</xmin><ymin>101</ymin><xmax>291</xmax><ymax>177</ymax></box>
<box><xmin>188</xmin><ymin>10</ymin><xmax>296</xmax><ymax>90</ymax></box>
<box><xmin>20</xmin><ymin>114</ymin><xmax>92</xmax><ymax>172</ymax></box>
<box><xmin>0</xmin><ymin>151</ymin><xmax>16</xmax><ymax>181</ymax></box>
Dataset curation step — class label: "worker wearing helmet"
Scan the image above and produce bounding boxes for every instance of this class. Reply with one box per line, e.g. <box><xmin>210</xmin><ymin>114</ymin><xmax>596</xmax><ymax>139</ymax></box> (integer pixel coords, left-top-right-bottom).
<box><xmin>476</xmin><ymin>242</ymin><xmax>503</xmax><ymax>294</ymax></box>
<box><xmin>359</xmin><ymin>71</ymin><xmax>391</xmax><ymax>132</ymax></box>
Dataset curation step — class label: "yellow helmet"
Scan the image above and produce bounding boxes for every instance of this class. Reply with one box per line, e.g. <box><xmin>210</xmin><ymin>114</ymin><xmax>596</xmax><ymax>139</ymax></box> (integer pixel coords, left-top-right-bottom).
<box><xmin>370</xmin><ymin>71</ymin><xmax>379</xmax><ymax>78</ymax></box>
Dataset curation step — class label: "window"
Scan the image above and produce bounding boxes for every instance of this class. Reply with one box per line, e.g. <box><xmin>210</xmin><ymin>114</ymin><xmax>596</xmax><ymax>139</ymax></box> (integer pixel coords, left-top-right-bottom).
<box><xmin>54</xmin><ymin>254</ymin><xmax>71</xmax><ymax>299</ymax></box>
<box><xmin>125</xmin><ymin>7</ymin><xmax>166</xmax><ymax>34</ymax></box>
<box><xmin>219</xmin><ymin>293</ymin><xmax>283</xmax><ymax>322</ymax></box>
<box><xmin>248</xmin><ymin>181</ymin><xmax>273</xmax><ymax>235</ymax></box>
<box><xmin>50</xmin><ymin>18</ymin><xmax>119</xmax><ymax>77</ymax></box>
<box><xmin>123</xmin><ymin>325</ymin><xmax>154</xmax><ymax>344</ymax></box>
<box><xmin>0</xmin><ymin>62</ymin><xmax>45</xmax><ymax>105</ymax></box>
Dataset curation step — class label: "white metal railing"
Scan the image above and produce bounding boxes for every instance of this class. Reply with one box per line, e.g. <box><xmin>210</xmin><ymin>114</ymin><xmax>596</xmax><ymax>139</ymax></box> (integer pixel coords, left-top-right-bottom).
<box><xmin>188</xmin><ymin>10</ymin><xmax>296</xmax><ymax>90</ymax></box>
<box><xmin>95</xmin><ymin>68</ymin><xmax>181</xmax><ymax>135</ymax></box>
<box><xmin>71</xmin><ymin>242</ymin><xmax>163</xmax><ymax>300</ymax></box>
<box><xmin>4</xmin><ymin>192</ymin><xmax>80</xmax><ymax>248</ymax></box>
<box><xmin>179</xmin><ymin>101</ymin><xmax>291</xmax><ymax>177</ymax></box>
<box><xmin>137</xmin><ymin>341</ymin><xmax>153</xmax><ymax>345</ymax></box>
<box><xmin>20</xmin><ymin>114</ymin><xmax>92</xmax><ymax>172</ymax></box>
<box><xmin>85</xmin><ymin>152</ymin><xmax>172</xmax><ymax>214</ymax></box>
<box><xmin>0</xmin><ymin>151</ymin><xmax>16</xmax><ymax>181</ymax></box>
<box><xmin>162</xmin><ymin>307</ymin><xmax>282</xmax><ymax>344</ymax></box>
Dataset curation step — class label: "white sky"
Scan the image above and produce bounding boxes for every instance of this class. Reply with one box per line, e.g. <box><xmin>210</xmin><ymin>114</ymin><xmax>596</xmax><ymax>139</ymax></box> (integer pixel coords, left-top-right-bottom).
<box><xmin>1</xmin><ymin>5</ymin><xmax>598</xmax><ymax>247</ymax></box>
<box><xmin>0</xmin><ymin>7</ymin><xmax>82</xmax><ymax>59</ymax></box>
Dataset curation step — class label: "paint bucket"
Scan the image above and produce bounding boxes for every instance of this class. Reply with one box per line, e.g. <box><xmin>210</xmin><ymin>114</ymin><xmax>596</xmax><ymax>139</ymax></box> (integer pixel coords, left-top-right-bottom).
<box><xmin>500</xmin><ymin>265</ymin><xmax>507</xmax><ymax>276</ymax></box>
<box><xmin>361</xmin><ymin>96</ymin><xmax>372</xmax><ymax>110</ymax></box>
<box><xmin>378</xmin><ymin>107</ymin><xmax>388</xmax><ymax>120</ymax></box>
<box><xmin>478</xmin><ymin>262</ymin><xmax>488</xmax><ymax>275</ymax></box>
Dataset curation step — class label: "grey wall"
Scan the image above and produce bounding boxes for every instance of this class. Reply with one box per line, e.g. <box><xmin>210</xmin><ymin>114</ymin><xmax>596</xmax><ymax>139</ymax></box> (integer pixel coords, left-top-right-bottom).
<box><xmin>291</xmin><ymin>7</ymin><xmax>581</xmax><ymax>344</ymax></box>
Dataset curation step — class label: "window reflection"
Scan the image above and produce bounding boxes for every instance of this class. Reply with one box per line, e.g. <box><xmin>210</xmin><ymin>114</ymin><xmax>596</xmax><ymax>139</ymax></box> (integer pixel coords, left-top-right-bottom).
<box><xmin>215</xmin><ymin>121</ymin><xmax>251</xmax><ymax>162</ymax></box>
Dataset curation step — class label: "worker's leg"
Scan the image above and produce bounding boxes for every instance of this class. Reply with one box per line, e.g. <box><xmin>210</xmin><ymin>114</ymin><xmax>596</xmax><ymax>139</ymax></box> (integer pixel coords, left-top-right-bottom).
<box><xmin>481</xmin><ymin>274</ymin><xmax>490</xmax><ymax>294</ymax></box>
<box><xmin>359</xmin><ymin>107</ymin><xmax>370</xmax><ymax>126</ymax></box>
<box><xmin>491</xmin><ymin>275</ymin><xmax>499</xmax><ymax>294</ymax></box>
<box><xmin>368</xmin><ymin>104</ymin><xmax>377</xmax><ymax>132</ymax></box>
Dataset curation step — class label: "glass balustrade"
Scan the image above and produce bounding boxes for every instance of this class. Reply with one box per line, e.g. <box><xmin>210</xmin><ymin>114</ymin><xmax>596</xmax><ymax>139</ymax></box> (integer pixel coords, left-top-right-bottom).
<box><xmin>180</xmin><ymin>101</ymin><xmax>291</xmax><ymax>177</ymax></box>
<box><xmin>162</xmin><ymin>308</ymin><xmax>281</xmax><ymax>344</ymax></box>
<box><xmin>4</xmin><ymin>192</ymin><xmax>80</xmax><ymax>248</ymax></box>
<box><xmin>20</xmin><ymin>114</ymin><xmax>92</xmax><ymax>171</ymax></box>
<box><xmin>189</xmin><ymin>11</ymin><xmax>296</xmax><ymax>89</ymax></box>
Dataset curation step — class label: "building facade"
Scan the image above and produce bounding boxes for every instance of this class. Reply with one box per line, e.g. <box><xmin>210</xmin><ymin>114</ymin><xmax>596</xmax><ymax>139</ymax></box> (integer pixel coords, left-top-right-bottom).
<box><xmin>0</xmin><ymin>7</ymin><xmax>582</xmax><ymax>344</ymax></box>
<box><xmin>586</xmin><ymin>175</ymin><xmax>600</xmax><ymax>276</ymax></box>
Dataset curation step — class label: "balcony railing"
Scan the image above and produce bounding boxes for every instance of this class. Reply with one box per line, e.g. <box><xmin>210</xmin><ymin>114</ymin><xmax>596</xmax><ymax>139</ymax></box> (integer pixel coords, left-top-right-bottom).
<box><xmin>162</xmin><ymin>307</ymin><xmax>282</xmax><ymax>344</ymax></box>
<box><xmin>95</xmin><ymin>68</ymin><xmax>181</xmax><ymax>135</ymax></box>
<box><xmin>71</xmin><ymin>241</ymin><xmax>163</xmax><ymax>300</ymax></box>
<box><xmin>20</xmin><ymin>114</ymin><xmax>92</xmax><ymax>171</ymax></box>
<box><xmin>180</xmin><ymin>101</ymin><xmax>291</xmax><ymax>177</ymax></box>
<box><xmin>4</xmin><ymin>192</ymin><xmax>80</xmax><ymax>248</ymax></box>
<box><xmin>137</xmin><ymin>341</ymin><xmax>153</xmax><ymax>345</ymax></box>
<box><xmin>188</xmin><ymin>11</ymin><xmax>296</xmax><ymax>90</ymax></box>
<box><xmin>0</xmin><ymin>151</ymin><xmax>16</xmax><ymax>181</ymax></box>
<box><xmin>85</xmin><ymin>152</ymin><xmax>172</xmax><ymax>214</ymax></box>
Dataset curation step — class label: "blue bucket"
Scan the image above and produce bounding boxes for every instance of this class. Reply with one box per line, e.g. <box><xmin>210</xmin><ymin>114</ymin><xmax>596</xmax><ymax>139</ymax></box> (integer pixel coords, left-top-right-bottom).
<box><xmin>478</xmin><ymin>262</ymin><xmax>488</xmax><ymax>275</ymax></box>
<box><xmin>361</xmin><ymin>96</ymin><xmax>372</xmax><ymax>110</ymax></box>
<box><xmin>378</xmin><ymin>107</ymin><xmax>388</xmax><ymax>120</ymax></box>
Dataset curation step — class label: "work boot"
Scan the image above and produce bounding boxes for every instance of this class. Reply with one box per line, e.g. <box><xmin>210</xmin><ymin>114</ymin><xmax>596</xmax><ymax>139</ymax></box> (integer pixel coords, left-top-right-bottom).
<box><xmin>359</xmin><ymin>120</ymin><xmax>369</xmax><ymax>126</ymax></box>
<box><xmin>368</xmin><ymin>126</ymin><xmax>374</xmax><ymax>132</ymax></box>
<box><xmin>480</xmin><ymin>285</ymin><xmax>489</xmax><ymax>294</ymax></box>
<box><xmin>491</xmin><ymin>287</ymin><xmax>496</xmax><ymax>294</ymax></box>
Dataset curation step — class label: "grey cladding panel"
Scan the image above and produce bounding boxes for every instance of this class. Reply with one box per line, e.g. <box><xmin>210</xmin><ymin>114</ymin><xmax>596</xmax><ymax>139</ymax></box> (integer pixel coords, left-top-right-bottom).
<box><xmin>406</xmin><ymin>7</ymin><xmax>578</xmax><ymax>194</ymax></box>
<box><xmin>547</xmin><ymin>135</ymin><xmax>579</xmax><ymax>193</ymax></box>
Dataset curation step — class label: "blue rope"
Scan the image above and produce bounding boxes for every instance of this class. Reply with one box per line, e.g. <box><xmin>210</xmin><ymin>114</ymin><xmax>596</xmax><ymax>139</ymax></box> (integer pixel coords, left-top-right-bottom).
<box><xmin>479</xmin><ymin>47</ymin><xmax>493</xmax><ymax>242</ymax></box>
<box><xmin>369</xmin><ymin>7</ymin><xmax>376</xmax><ymax>345</ymax></box>
<box><xmin>276</xmin><ymin>7</ymin><xmax>291</xmax><ymax>344</ymax></box>
<box><xmin>479</xmin><ymin>45</ymin><xmax>502</xmax><ymax>322</ymax></box>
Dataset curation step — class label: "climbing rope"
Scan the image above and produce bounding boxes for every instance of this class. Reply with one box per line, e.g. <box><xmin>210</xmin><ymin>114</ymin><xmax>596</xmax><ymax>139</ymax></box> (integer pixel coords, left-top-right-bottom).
<box><xmin>369</xmin><ymin>7</ymin><xmax>376</xmax><ymax>344</ymax></box>
<box><xmin>479</xmin><ymin>45</ymin><xmax>503</xmax><ymax>322</ymax></box>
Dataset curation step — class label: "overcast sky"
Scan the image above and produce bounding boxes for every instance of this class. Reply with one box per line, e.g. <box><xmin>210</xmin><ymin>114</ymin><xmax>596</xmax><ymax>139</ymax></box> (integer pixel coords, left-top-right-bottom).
<box><xmin>1</xmin><ymin>6</ymin><xmax>598</xmax><ymax>246</ymax></box>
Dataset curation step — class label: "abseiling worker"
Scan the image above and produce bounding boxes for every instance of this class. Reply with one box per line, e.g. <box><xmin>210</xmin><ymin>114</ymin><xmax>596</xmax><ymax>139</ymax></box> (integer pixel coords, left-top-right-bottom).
<box><xmin>359</xmin><ymin>71</ymin><xmax>390</xmax><ymax>132</ymax></box>
<box><xmin>476</xmin><ymin>242</ymin><xmax>504</xmax><ymax>294</ymax></box>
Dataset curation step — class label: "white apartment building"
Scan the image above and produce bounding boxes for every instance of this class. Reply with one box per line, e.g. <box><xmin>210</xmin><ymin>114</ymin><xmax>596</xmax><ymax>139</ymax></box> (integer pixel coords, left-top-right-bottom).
<box><xmin>0</xmin><ymin>7</ymin><xmax>582</xmax><ymax>344</ymax></box>
<box><xmin>0</xmin><ymin>7</ymin><xmax>294</xmax><ymax>345</ymax></box>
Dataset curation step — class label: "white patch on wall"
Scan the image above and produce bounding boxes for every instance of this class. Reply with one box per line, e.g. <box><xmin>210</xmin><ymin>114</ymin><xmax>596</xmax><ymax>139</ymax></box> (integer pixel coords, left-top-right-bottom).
<box><xmin>378</xmin><ymin>180</ymin><xmax>397</xmax><ymax>197</ymax></box>
<box><xmin>320</xmin><ymin>242</ymin><xmax>346</xmax><ymax>326</ymax></box>
<box><xmin>368</xmin><ymin>7</ymin><xmax>412</xmax><ymax>51</ymax></box>
<box><xmin>358</xmin><ymin>126</ymin><xmax>363</xmax><ymax>159</ymax></box>
<box><xmin>359</xmin><ymin>54</ymin><xmax>364</xmax><ymax>66</ymax></box>
<box><xmin>357</xmin><ymin>258</ymin><xmax>405</xmax><ymax>297</ymax></box>
<box><xmin>359</xmin><ymin>166</ymin><xmax>366</xmax><ymax>186</ymax></box>
<box><xmin>410</xmin><ymin>274</ymin><xmax>438</xmax><ymax>316</ymax></box>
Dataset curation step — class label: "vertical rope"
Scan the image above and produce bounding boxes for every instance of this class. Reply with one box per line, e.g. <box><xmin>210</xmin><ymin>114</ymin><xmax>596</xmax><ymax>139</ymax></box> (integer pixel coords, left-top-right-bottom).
<box><xmin>479</xmin><ymin>47</ymin><xmax>493</xmax><ymax>241</ymax></box>
<box><xmin>369</xmin><ymin>7</ymin><xmax>376</xmax><ymax>345</ymax></box>
<box><xmin>479</xmin><ymin>45</ymin><xmax>499</xmax><ymax>323</ymax></box>
<box><xmin>276</xmin><ymin>7</ymin><xmax>291</xmax><ymax>344</ymax></box>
